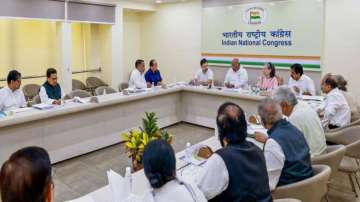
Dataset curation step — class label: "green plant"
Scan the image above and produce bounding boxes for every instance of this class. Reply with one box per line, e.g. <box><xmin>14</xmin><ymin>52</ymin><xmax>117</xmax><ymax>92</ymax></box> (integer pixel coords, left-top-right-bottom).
<box><xmin>122</xmin><ymin>112</ymin><xmax>173</xmax><ymax>169</ymax></box>
<box><xmin>141</xmin><ymin>112</ymin><xmax>160</xmax><ymax>137</ymax></box>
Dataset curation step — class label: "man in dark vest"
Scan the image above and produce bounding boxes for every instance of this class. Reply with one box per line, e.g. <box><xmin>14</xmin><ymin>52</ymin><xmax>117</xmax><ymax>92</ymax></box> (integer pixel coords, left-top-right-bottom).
<box><xmin>39</xmin><ymin>68</ymin><xmax>64</xmax><ymax>105</ymax></box>
<box><xmin>196</xmin><ymin>102</ymin><xmax>272</xmax><ymax>202</ymax></box>
<box><xmin>256</xmin><ymin>98</ymin><xmax>313</xmax><ymax>190</ymax></box>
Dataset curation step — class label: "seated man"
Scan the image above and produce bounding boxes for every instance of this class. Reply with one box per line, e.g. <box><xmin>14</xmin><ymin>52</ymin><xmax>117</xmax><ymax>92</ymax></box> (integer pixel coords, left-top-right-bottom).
<box><xmin>288</xmin><ymin>63</ymin><xmax>316</xmax><ymax>96</ymax></box>
<box><xmin>256</xmin><ymin>98</ymin><xmax>313</xmax><ymax>190</ymax></box>
<box><xmin>39</xmin><ymin>68</ymin><xmax>65</xmax><ymax>105</ymax></box>
<box><xmin>196</xmin><ymin>102</ymin><xmax>272</xmax><ymax>202</ymax></box>
<box><xmin>145</xmin><ymin>59</ymin><xmax>163</xmax><ymax>87</ymax></box>
<box><xmin>0</xmin><ymin>70</ymin><xmax>26</xmax><ymax>112</ymax></box>
<box><xmin>321</xmin><ymin>76</ymin><xmax>351</xmax><ymax>129</ymax></box>
<box><xmin>192</xmin><ymin>58</ymin><xmax>214</xmax><ymax>86</ymax></box>
<box><xmin>273</xmin><ymin>86</ymin><xmax>326</xmax><ymax>156</ymax></box>
<box><xmin>224</xmin><ymin>58</ymin><xmax>248</xmax><ymax>89</ymax></box>
<box><xmin>129</xmin><ymin>59</ymin><xmax>147</xmax><ymax>89</ymax></box>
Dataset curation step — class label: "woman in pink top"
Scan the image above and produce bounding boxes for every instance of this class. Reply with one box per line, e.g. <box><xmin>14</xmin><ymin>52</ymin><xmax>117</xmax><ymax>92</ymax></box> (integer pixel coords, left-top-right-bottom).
<box><xmin>257</xmin><ymin>62</ymin><xmax>279</xmax><ymax>91</ymax></box>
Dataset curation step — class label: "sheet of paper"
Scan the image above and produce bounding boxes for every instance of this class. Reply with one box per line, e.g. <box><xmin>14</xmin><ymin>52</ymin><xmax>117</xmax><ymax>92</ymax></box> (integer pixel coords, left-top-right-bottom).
<box><xmin>300</xmin><ymin>95</ymin><xmax>324</xmax><ymax>101</ymax></box>
<box><xmin>107</xmin><ymin>169</ymin><xmax>125</xmax><ymax>202</ymax></box>
<box><xmin>66</xmin><ymin>195</ymin><xmax>95</xmax><ymax>202</ymax></box>
<box><xmin>10</xmin><ymin>107</ymin><xmax>34</xmax><ymax>114</ymax></box>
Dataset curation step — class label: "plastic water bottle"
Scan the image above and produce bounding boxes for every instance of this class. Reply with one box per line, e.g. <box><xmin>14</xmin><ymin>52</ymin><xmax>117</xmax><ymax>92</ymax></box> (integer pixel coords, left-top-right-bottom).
<box><xmin>103</xmin><ymin>89</ymin><xmax>107</xmax><ymax>95</ymax></box>
<box><xmin>124</xmin><ymin>167</ymin><xmax>133</xmax><ymax>198</ymax></box>
<box><xmin>185</xmin><ymin>142</ymin><xmax>192</xmax><ymax>160</ymax></box>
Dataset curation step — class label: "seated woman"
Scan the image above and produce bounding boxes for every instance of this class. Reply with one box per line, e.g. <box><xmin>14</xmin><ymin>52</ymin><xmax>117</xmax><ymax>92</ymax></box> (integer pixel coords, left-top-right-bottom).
<box><xmin>0</xmin><ymin>146</ymin><xmax>53</xmax><ymax>202</ymax></box>
<box><xmin>142</xmin><ymin>140</ymin><xmax>207</xmax><ymax>202</ymax></box>
<box><xmin>335</xmin><ymin>74</ymin><xmax>360</xmax><ymax>122</ymax></box>
<box><xmin>257</xmin><ymin>62</ymin><xmax>279</xmax><ymax>91</ymax></box>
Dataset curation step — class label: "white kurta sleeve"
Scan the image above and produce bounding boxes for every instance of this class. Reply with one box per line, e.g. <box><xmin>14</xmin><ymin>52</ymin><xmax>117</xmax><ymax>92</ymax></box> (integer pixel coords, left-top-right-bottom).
<box><xmin>224</xmin><ymin>70</ymin><xmax>231</xmax><ymax>85</ymax></box>
<box><xmin>322</xmin><ymin>94</ymin><xmax>338</xmax><ymax>127</ymax></box>
<box><xmin>194</xmin><ymin>70</ymin><xmax>200</xmax><ymax>80</ymax></box>
<box><xmin>39</xmin><ymin>86</ymin><xmax>55</xmax><ymax>105</ymax></box>
<box><xmin>307</xmin><ymin>79</ymin><xmax>316</xmax><ymax>96</ymax></box>
<box><xmin>234</xmin><ymin>69</ymin><xmax>248</xmax><ymax>89</ymax></box>
<box><xmin>208</xmin><ymin>70</ymin><xmax>214</xmax><ymax>80</ymax></box>
<box><xmin>263</xmin><ymin>139</ymin><xmax>285</xmax><ymax>191</ymax></box>
<box><xmin>0</xmin><ymin>90</ymin><xmax>5</xmax><ymax>111</ymax></box>
<box><xmin>20</xmin><ymin>91</ymin><xmax>27</xmax><ymax>107</ymax></box>
<box><xmin>195</xmin><ymin>153</ymin><xmax>229</xmax><ymax>200</ymax></box>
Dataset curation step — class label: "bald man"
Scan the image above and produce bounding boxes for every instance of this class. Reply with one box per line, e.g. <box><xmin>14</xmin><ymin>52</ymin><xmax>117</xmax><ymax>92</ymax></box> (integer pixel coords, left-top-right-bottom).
<box><xmin>224</xmin><ymin>58</ymin><xmax>248</xmax><ymax>89</ymax></box>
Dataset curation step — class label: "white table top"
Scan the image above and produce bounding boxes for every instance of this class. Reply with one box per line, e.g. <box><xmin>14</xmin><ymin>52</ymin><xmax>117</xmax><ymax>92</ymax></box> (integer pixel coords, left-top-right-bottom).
<box><xmin>0</xmin><ymin>84</ymin><xmax>266</xmax><ymax>128</ymax></box>
<box><xmin>67</xmin><ymin>126</ymin><xmax>266</xmax><ymax>202</ymax></box>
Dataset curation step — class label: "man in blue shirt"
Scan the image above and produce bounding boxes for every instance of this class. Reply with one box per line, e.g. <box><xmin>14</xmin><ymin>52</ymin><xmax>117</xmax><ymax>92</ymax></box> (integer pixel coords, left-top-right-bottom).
<box><xmin>145</xmin><ymin>59</ymin><xmax>163</xmax><ymax>86</ymax></box>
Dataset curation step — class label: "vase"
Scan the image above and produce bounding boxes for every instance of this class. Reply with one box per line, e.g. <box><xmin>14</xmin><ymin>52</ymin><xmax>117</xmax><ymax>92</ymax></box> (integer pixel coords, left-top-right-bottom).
<box><xmin>132</xmin><ymin>160</ymin><xmax>143</xmax><ymax>172</ymax></box>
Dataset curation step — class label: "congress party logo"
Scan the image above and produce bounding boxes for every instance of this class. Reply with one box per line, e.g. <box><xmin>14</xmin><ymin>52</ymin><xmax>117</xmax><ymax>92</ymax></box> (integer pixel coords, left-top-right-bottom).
<box><xmin>243</xmin><ymin>7</ymin><xmax>267</xmax><ymax>25</ymax></box>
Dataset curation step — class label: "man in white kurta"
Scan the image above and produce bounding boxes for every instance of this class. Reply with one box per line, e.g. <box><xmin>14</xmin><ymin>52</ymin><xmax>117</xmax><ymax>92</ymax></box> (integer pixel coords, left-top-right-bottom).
<box><xmin>129</xmin><ymin>59</ymin><xmax>147</xmax><ymax>89</ymax></box>
<box><xmin>193</xmin><ymin>59</ymin><xmax>214</xmax><ymax>86</ymax></box>
<box><xmin>321</xmin><ymin>76</ymin><xmax>351</xmax><ymax>129</ymax></box>
<box><xmin>273</xmin><ymin>87</ymin><xmax>326</xmax><ymax>157</ymax></box>
<box><xmin>0</xmin><ymin>70</ymin><xmax>26</xmax><ymax>112</ymax></box>
<box><xmin>288</xmin><ymin>64</ymin><xmax>316</xmax><ymax>96</ymax></box>
<box><xmin>224</xmin><ymin>58</ymin><xmax>248</xmax><ymax>89</ymax></box>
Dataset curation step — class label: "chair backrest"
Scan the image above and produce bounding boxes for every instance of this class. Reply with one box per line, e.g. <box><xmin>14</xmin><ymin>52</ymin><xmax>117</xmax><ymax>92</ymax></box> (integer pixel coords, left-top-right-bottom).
<box><xmin>94</xmin><ymin>86</ymin><xmax>117</xmax><ymax>96</ymax></box>
<box><xmin>326</xmin><ymin>125</ymin><xmax>360</xmax><ymax>145</ymax></box>
<box><xmin>213</xmin><ymin>80</ymin><xmax>223</xmax><ymax>87</ymax></box>
<box><xmin>326</xmin><ymin>118</ymin><xmax>360</xmax><ymax>133</ymax></box>
<box><xmin>32</xmin><ymin>95</ymin><xmax>41</xmax><ymax>104</ymax></box>
<box><xmin>345</xmin><ymin>139</ymin><xmax>360</xmax><ymax>159</ymax></box>
<box><xmin>22</xmin><ymin>84</ymin><xmax>41</xmax><ymax>100</ymax></box>
<box><xmin>272</xmin><ymin>165</ymin><xmax>331</xmax><ymax>202</ymax></box>
<box><xmin>86</xmin><ymin>77</ymin><xmax>108</xmax><ymax>89</ymax></box>
<box><xmin>274</xmin><ymin>199</ymin><xmax>301</xmax><ymax>202</ymax></box>
<box><xmin>311</xmin><ymin>145</ymin><xmax>346</xmax><ymax>178</ymax></box>
<box><xmin>72</xmin><ymin>79</ymin><xmax>86</xmax><ymax>90</ymax></box>
<box><xmin>276</xmin><ymin>75</ymin><xmax>284</xmax><ymax>86</ymax></box>
<box><xmin>69</xmin><ymin>90</ymin><xmax>91</xmax><ymax>98</ymax></box>
<box><xmin>118</xmin><ymin>82</ymin><xmax>129</xmax><ymax>92</ymax></box>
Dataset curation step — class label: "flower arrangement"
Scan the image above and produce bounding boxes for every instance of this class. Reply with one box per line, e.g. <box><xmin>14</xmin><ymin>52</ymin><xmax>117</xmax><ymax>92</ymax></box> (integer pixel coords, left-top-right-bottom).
<box><xmin>122</xmin><ymin>112</ymin><xmax>173</xmax><ymax>171</ymax></box>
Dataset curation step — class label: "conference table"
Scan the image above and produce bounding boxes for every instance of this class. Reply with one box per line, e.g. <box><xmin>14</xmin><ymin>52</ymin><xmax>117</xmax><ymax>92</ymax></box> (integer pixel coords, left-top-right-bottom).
<box><xmin>0</xmin><ymin>83</ymin><xmax>265</xmax><ymax>165</ymax></box>
<box><xmin>68</xmin><ymin>130</ymin><xmax>265</xmax><ymax>202</ymax></box>
<box><xmin>0</xmin><ymin>83</ymin><xmax>324</xmax><ymax>202</ymax></box>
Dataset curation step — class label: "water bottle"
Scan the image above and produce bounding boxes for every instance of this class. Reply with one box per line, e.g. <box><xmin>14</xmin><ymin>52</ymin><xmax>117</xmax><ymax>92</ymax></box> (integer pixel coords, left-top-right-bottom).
<box><xmin>103</xmin><ymin>89</ymin><xmax>106</xmax><ymax>95</ymax></box>
<box><xmin>185</xmin><ymin>142</ymin><xmax>192</xmax><ymax>160</ymax></box>
<box><xmin>124</xmin><ymin>167</ymin><xmax>133</xmax><ymax>198</ymax></box>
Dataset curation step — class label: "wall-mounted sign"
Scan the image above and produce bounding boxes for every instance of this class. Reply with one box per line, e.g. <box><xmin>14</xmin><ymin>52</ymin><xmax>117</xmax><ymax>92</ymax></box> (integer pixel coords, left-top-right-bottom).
<box><xmin>202</xmin><ymin>1</ymin><xmax>324</xmax><ymax>70</ymax></box>
<box><xmin>243</xmin><ymin>7</ymin><xmax>267</xmax><ymax>25</ymax></box>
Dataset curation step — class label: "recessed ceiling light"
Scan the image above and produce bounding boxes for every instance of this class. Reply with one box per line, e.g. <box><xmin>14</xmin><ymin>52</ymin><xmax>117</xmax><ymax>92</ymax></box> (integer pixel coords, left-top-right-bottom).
<box><xmin>155</xmin><ymin>0</ymin><xmax>162</xmax><ymax>3</ymax></box>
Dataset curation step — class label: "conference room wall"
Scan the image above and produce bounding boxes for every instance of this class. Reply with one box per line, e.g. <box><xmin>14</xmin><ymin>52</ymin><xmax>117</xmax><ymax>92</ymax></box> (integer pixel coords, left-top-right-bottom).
<box><xmin>123</xmin><ymin>10</ymin><xmax>142</xmax><ymax>82</ymax></box>
<box><xmin>323</xmin><ymin>0</ymin><xmax>360</xmax><ymax>100</ymax></box>
<box><xmin>0</xmin><ymin>20</ymin><xmax>11</xmax><ymax>84</ymax></box>
<box><xmin>140</xmin><ymin>0</ymin><xmax>202</xmax><ymax>83</ymax></box>
<box><xmin>0</xmin><ymin>19</ymin><xmax>60</xmax><ymax>87</ymax></box>
<box><xmin>0</xmin><ymin>20</ymin><xmax>108</xmax><ymax>88</ymax></box>
<box><xmin>71</xmin><ymin>23</ymin><xmax>109</xmax><ymax>84</ymax></box>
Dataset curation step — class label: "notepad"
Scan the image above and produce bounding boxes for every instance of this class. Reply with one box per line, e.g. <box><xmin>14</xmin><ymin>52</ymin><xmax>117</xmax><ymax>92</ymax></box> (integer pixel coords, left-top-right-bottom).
<box><xmin>32</xmin><ymin>103</ymin><xmax>54</xmax><ymax>110</ymax></box>
<box><xmin>0</xmin><ymin>112</ymin><xmax>6</xmax><ymax>118</ymax></box>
